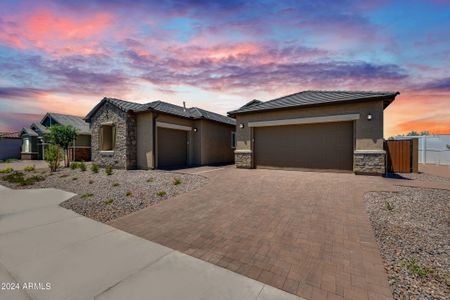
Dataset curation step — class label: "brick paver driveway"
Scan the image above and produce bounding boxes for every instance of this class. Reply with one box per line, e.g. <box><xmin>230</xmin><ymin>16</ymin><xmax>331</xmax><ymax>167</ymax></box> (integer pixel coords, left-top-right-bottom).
<box><xmin>109</xmin><ymin>167</ymin><xmax>396</xmax><ymax>300</ymax></box>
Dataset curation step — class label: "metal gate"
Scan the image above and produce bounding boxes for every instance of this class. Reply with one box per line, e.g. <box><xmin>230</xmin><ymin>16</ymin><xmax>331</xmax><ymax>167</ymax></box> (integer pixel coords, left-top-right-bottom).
<box><xmin>385</xmin><ymin>139</ymin><xmax>418</xmax><ymax>173</ymax></box>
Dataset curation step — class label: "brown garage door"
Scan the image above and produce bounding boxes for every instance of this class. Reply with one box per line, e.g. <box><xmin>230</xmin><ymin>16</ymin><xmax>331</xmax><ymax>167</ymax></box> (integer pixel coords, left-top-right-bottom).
<box><xmin>157</xmin><ymin>127</ymin><xmax>187</xmax><ymax>169</ymax></box>
<box><xmin>254</xmin><ymin>121</ymin><xmax>353</xmax><ymax>171</ymax></box>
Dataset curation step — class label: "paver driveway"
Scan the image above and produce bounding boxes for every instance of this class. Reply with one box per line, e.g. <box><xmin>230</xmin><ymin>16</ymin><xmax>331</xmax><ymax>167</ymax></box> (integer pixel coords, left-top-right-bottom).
<box><xmin>110</xmin><ymin>167</ymin><xmax>397</xmax><ymax>300</ymax></box>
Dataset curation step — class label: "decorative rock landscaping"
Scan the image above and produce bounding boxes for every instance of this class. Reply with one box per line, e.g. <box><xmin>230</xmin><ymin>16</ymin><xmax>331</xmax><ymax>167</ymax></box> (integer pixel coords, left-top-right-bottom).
<box><xmin>365</xmin><ymin>187</ymin><xmax>450</xmax><ymax>300</ymax></box>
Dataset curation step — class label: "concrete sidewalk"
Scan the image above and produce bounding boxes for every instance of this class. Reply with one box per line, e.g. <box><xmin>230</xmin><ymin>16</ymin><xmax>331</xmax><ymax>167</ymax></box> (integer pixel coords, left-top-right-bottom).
<box><xmin>0</xmin><ymin>185</ymin><xmax>301</xmax><ymax>300</ymax></box>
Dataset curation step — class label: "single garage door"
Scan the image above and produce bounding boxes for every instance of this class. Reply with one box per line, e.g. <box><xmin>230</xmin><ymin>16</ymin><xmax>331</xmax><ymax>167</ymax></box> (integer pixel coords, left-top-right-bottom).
<box><xmin>157</xmin><ymin>127</ymin><xmax>187</xmax><ymax>169</ymax></box>
<box><xmin>254</xmin><ymin>121</ymin><xmax>353</xmax><ymax>171</ymax></box>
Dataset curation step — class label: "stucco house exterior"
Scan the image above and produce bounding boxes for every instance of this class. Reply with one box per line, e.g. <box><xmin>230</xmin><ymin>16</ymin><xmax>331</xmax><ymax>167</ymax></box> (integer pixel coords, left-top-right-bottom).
<box><xmin>228</xmin><ymin>90</ymin><xmax>399</xmax><ymax>175</ymax></box>
<box><xmin>85</xmin><ymin>97</ymin><xmax>236</xmax><ymax>169</ymax></box>
<box><xmin>20</xmin><ymin>113</ymin><xmax>91</xmax><ymax>161</ymax></box>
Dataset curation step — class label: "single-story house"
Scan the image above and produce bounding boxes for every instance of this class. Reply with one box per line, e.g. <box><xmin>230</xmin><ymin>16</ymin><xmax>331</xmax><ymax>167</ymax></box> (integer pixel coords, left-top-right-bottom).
<box><xmin>0</xmin><ymin>132</ymin><xmax>22</xmax><ymax>160</ymax></box>
<box><xmin>21</xmin><ymin>112</ymin><xmax>91</xmax><ymax>161</ymax></box>
<box><xmin>85</xmin><ymin>97</ymin><xmax>236</xmax><ymax>169</ymax></box>
<box><xmin>228</xmin><ymin>90</ymin><xmax>400</xmax><ymax>175</ymax></box>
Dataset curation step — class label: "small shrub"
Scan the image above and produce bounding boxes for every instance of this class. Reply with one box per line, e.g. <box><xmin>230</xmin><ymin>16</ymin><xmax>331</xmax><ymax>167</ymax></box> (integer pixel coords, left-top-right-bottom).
<box><xmin>146</xmin><ymin>177</ymin><xmax>154</xmax><ymax>183</ymax></box>
<box><xmin>385</xmin><ymin>201</ymin><xmax>394</xmax><ymax>211</ymax></box>
<box><xmin>112</xmin><ymin>182</ymin><xmax>120</xmax><ymax>187</ymax></box>
<box><xmin>105</xmin><ymin>164</ymin><xmax>113</xmax><ymax>176</ymax></box>
<box><xmin>60</xmin><ymin>174</ymin><xmax>69</xmax><ymax>178</ymax></box>
<box><xmin>89</xmin><ymin>180</ymin><xmax>94</xmax><ymax>184</ymax></box>
<box><xmin>103</xmin><ymin>199</ymin><xmax>113</xmax><ymax>205</ymax></box>
<box><xmin>2</xmin><ymin>172</ymin><xmax>44</xmax><ymax>186</ymax></box>
<box><xmin>45</xmin><ymin>144</ymin><xmax>63</xmax><ymax>172</ymax></box>
<box><xmin>81</xmin><ymin>193</ymin><xmax>94</xmax><ymax>199</ymax></box>
<box><xmin>173</xmin><ymin>178</ymin><xmax>182</xmax><ymax>185</ymax></box>
<box><xmin>126</xmin><ymin>191</ymin><xmax>133</xmax><ymax>197</ymax></box>
<box><xmin>79</xmin><ymin>160</ymin><xmax>86</xmax><ymax>171</ymax></box>
<box><xmin>72</xmin><ymin>177</ymin><xmax>78</xmax><ymax>181</ymax></box>
<box><xmin>406</xmin><ymin>258</ymin><xmax>432</xmax><ymax>277</ymax></box>
<box><xmin>91</xmin><ymin>163</ymin><xmax>99</xmax><ymax>173</ymax></box>
<box><xmin>0</xmin><ymin>167</ymin><xmax>14</xmax><ymax>174</ymax></box>
<box><xmin>5</xmin><ymin>158</ymin><xmax>18</xmax><ymax>163</ymax></box>
<box><xmin>24</xmin><ymin>165</ymin><xmax>35</xmax><ymax>172</ymax></box>
<box><xmin>70</xmin><ymin>162</ymin><xmax>79</xmax><ymax>170</ymax></box>
<box><xmin>156</xmin><ymin>191</ymin><xmax>167</xmax><ymax>197</ymax></box>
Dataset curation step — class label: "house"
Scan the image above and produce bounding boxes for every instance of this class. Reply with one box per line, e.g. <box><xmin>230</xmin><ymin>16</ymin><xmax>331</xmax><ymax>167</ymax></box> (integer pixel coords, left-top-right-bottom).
<box><xmin>0</xmin><ymin>132</ymin><xmax>22</xmax><ymax>160</ymax></box>
<box><xmin>85</xmin><ymin>97</ymin><xmax>236</xmax><ymax>169</ymax></box>
<box><xmin>20</xmin><ymin>112</ymin><xmax>91</xmax><ymax>161</ymax></box>
<box><xmin>228</xmin><ymin>90</ymin><xmax>400</xmax><ymax>175</ymax></box>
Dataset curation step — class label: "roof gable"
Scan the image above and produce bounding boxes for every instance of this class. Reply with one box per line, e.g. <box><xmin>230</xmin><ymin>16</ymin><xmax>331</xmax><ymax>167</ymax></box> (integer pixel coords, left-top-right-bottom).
<box><xmin>41</xmin><ymin>112</ymin><xmax>90</xmax><ymax>135</ymax></box>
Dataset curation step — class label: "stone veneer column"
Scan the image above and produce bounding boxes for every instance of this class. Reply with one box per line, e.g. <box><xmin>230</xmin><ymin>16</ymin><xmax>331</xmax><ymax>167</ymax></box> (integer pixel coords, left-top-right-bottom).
<box><xmin>235</xmin><ymin>150</ymin><xmax>253</xmax><ymax>168</ymax></box>
<box><xmin>353</xmin><ymin>150</ymin><xmax>386</xmax><ymax>175</ymax></box>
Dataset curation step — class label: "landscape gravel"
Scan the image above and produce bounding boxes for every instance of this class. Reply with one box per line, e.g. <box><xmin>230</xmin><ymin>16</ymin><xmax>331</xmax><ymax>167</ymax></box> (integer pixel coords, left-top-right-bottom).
<box><xmin>1</xmin><ymin>167</ymin><xmax>207</xmax><ymax>223</ymax></box>
<box><xmin>365</xmin><ymin>187</ymin><xmax>450</xmax><ymax>300</ymax></box>
<box><xmin>397</xmin><ymin>172</ymin><xmax>450</xmax><ymax>183</ymax></box>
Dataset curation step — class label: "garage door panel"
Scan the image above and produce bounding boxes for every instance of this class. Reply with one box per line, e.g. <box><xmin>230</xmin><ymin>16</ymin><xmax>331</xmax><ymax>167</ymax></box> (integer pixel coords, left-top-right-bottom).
<box><xmin>254</xmin><ymin>122</ymin><xmax>353</xmax><ymax>171</ymax></box>
<box><xmin>157</xmin><ymin>127</ymin><xmax>187</xmax><ymax>169</ymax></box>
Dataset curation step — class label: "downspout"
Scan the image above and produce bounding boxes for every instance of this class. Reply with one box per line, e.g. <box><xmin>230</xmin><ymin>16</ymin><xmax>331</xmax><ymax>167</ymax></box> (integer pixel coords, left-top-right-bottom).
<box><xmin>152</xmin><ymin>112</ymin><xmax>159</xmax><ymax>170</ymax></box>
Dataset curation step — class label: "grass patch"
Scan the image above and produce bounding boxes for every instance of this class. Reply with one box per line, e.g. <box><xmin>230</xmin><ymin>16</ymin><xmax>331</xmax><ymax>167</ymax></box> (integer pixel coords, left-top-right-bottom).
<box><xmin>112</xmin><ymin>182</ymin><xmax>120</xmax><ymax>187</ymax></box>
<box><xmin>88</xmin><ymin>180</ymin><xmax>94</xmax><ymax>184</ymax></box>
<box><xmin>385</xmin><ymin>201</ymin><xmax>394</xmax><ymax>211</ymax></box>
<box><xmin>156</xmin><ymin>191</ymin><xmax>167</xmax><ymax>197</ymax></box>
<box><xmin>4</xmin><ymin>159</ymin><xmax>18</xmax><ymax>163</ymax></box>
<box><xmin>105</xmin><ymin>164</ymin><xmax>113</xmax><ymax>176</ymax></box>
<box><xmin>0</xmin><ymin>167</ymin><xmax>14</xmax><ymax>174</ymax></box>
<box><xmin>70</xmin><ymin>162</ymin><xmax>79</xmax><ymax>170</ymax></box>
<box><xmin>173</xmin><ymin>178</ymin><xmax>182</xmax><ymax>185</ymax></box>
<box><xmin>405</xmin><ymin>258</ymin><xmax>432</xmax><ymax>278</ymax></box>
<box><xmin>103</xmin><ymin>199</ymin><xmax>113</xmax><ymax>205</ymax></box>
<box><xmin>79</xmin><ymin>161</ymin><xmax>86</xmax><ymax>172</ymax></box>
<box><xmin>72</xmin><ymin>177</ymin><xmax>78</xmax><ymax>181</ymax></box>
<box><xmin>91</xmin><ymin>163</ymin><xmax>99</xmax><ymax>173</ymax></box>
<box><xmin>146</xmin><ymin>177</ymin><xmax>154</xmax><ymax>183</ymax></box>
<box><xmin>2</xmin><ymin>171</ymin><xmax>45</xmax><ymax>186</ymax></box>
<box><xmin>126</xmin><ymin>191</ymin><xmax>133</xmax><ymax>197</ymax></box>
<box><xmin>60</xmin><ymin>174</ymin><xmax>69</xmax><ymax>178</ymax></box>
<box><xmin>81</xmin><ymin>193</ymin><xmax>94</xmax><ymax>199</ymax></box>
<box><xmin>24</xmin><ymin>165</ymin><xmax>35</xmax><ymax>172</ymax></box>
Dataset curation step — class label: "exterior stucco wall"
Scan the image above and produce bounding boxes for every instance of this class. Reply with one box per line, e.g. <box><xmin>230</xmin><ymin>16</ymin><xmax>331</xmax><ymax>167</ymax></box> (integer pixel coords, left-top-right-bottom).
<box><xmin>0</xmin><ymin>139</ymin><xmax>22</xmax><ymax>160</ymax></box>
<box><xmin>90</xmin><ymin>102</ymin><xmax>137</xmax><ymax>169</ymax></box>
<box><xmin>137</xmin><ymin>112</ymin><xmax>154</xmax><ymax>169</ymax></box>
<box><xmin>200</xmin><ymin>120</ymin><xmax>235</xmax><ymax>165</ymax></box>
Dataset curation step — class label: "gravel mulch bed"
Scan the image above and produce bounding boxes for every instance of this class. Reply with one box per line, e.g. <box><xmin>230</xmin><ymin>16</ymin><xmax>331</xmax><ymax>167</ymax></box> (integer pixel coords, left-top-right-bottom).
<box><xmin>365</xmin><ymin>187</ymin><xmax>450</xmax><ymax>300</ymax></box>
<box><xmin>396</xmin><ymin>172</ymin><xmax>450</xmax><ymax>183</ymax></box>
<box><xmin>1</xmin><ymin>167</ymin><xmax>207</xmax><ymax>223</ymax></box>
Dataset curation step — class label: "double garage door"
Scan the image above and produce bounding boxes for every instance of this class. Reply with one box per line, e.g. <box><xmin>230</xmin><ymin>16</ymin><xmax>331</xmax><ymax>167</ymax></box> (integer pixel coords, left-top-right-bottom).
<box><xmin>254</xmin><ymin>121</ymin><xmax>354</xmax><ymax>171</ymax></box>
<box><xmin>157</xmin><ymin>127</ymin><xmax>187</xmax><ymax>169</ymax></box>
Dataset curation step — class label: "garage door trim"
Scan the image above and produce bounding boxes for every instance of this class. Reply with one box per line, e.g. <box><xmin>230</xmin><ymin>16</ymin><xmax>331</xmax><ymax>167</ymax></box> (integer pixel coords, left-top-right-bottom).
<box><xmin>156</xmin><ymin>121</ymin><xmax>192</xmax><ymax>131</ymax></box>
<box><xmin>248</xmin><ymin>113</ymin><xmax>360</xmax><ymax>128</ymax></box>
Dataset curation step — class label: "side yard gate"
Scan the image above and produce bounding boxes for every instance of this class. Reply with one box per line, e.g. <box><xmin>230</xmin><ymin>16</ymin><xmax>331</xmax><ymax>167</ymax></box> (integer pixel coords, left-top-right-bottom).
<box><xmin>385</xmin><ymin>139</ymin><xmax>418</xmax><ymax>173</ymax></box>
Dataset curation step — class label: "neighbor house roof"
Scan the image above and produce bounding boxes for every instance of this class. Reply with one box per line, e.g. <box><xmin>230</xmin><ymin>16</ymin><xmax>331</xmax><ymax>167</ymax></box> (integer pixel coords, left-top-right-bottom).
<box><xmin>228</xmin><ymin>90</ymin><xmax>400</xmax><ymax>116</ymax></box>
<box><xmin>42</xmin><ymin>112</ymin><xmax>90</xmax><ymax>135</ymax></box>
<box><xmin>20</xmin><ymin>127</ymin><xmax>38</xmax><ymax>137</ymax></box>
<box><xmin>85</xmin><ymin>97</ymin><xmax>236</xmax><ymax>126</ymax></box>
<box><xmin>31</xmin><ymin>122</ymin><xmax>48</xmax><ymax>134</ymax></box>
<box><xmin>0</xmin><ymin>132</ymin><xmax>21</xmax><ymax>139</ymax></box>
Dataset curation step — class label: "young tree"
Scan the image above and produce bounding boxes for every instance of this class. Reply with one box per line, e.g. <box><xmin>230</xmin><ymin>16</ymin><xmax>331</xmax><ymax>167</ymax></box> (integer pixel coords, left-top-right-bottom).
<box><xmin>46</xmin><ymin>125</ymin><xmax>78</xmax><ymax>167</ymax></box>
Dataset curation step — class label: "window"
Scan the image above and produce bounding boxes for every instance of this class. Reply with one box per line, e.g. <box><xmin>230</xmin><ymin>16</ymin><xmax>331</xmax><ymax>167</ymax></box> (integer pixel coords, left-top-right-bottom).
<box><xmin>99</xmin><ymin>124</ymin><xmax>116</xmax><ymax>151</ymax></box>
<box><xmin>231</xmin><ymin>132</ymin><xmax>236</xmax><ymax>149</ymax></box>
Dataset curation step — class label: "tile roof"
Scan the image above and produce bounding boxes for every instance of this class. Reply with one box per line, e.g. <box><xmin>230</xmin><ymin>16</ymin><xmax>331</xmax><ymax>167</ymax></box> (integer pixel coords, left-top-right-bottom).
<box><xmin>45</xmin><ymin>112</ymin><xmax>90</xmax><ymax>135</ymax></box>
<box><xmin>0</xmin><ymin>132</ymin><xmax>21</xmax><ymax>139</ymax></box>
<box><xmin>228</xmin><ymin>90</ymin><xmax>400</xmax><ymax>116</ymax></box>
<box><xmin>85</xmin><ymin>97</ymin><xmax>235</xmax><ymax>126</ymax></box>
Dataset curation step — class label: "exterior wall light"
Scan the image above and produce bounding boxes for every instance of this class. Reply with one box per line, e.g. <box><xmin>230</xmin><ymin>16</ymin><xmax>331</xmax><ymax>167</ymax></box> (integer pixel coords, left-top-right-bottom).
<box><xmin>367</xmin><ymin>113</ymin><xmax>372</xmax><ymax>121</ymax></box>
<box><xmin>193</xmin><ymin>128</ymin><xmax>198</xmax><ymax>132</ymax></box>
<box><xmin>239</xmin><ymin>123</ymin><xmax>245</xmax><ymax>129</ymax></box>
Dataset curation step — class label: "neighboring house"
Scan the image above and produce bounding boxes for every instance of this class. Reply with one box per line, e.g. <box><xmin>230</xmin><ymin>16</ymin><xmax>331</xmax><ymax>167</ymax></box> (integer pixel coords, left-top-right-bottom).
<box><xmin>0</xmin><ymin>132</ymin><xmax>22</xmax><ymax>160</ymax></box>
<box><xmin>85</xmin><ymin>97</ymin><xmax>236</xmax><ymax>169</ymax></box>
<box><xmin>21</xmin><ymin>112</ymin><xmax>91</xmax><ymax>161</ymax></box>
<box><xmin>228</xmin><ymin>90</ymin><xmax>400</xmax><ymax>175</ymax></box>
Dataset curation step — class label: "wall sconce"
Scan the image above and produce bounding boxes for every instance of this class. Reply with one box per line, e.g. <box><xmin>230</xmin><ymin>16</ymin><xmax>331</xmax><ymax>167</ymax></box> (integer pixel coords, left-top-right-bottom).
<box><xmin>193</xmin><ymin>128</ymin><xmax>198</xmax><ymax>132</ymax></box>
<box><xmin>239</xmin><ymin>123</ymin><xmax>245</xmax><ymax>129</ymax></box>
<box><xmin>367</xmin><ymin>113</ymin><xmax>372</xmax><ymax>121</ymax></box>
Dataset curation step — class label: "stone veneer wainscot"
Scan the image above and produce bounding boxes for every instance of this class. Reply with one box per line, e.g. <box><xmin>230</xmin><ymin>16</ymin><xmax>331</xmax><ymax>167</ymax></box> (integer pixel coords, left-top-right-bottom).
<box><xmin>353</xmin><ymin>150</ymin><xmax>386</xmax><ymax>175</ymax></box>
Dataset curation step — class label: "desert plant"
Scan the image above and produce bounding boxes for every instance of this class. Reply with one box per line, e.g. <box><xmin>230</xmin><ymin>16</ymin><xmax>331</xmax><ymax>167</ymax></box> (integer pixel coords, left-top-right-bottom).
<box><xmin>46</xmin><ymin>124</ymin><xmax>78</xmax><ymax>167</ymax></box>
<box><xmin>70</xmin><ymin>162</ymin><xmax>78</xmax><ymax>170</ymax></box>
<box><xmin>105</xmin><ymin>164</ymin><xmax>113</xmax><ymax>175</ymax></box>
<box><xmin>385</xmin><ymin>201</ymin><xmax>394</xmax><ymax>211</ymax></box>
<box><xmin>447</xmin><ymin>144</ymin><xmax>450</xmax><ymax>150</ymax></box>
<box><xmin>126</xmin><ymin>191</ymin><xmax>133</xmax><ymax>197</ymax></box>
<box><xmin>89</xmin><ymin>180</ymin><xmax>94</xmax><ymax>184</ymax></box>
<box><xmin>79</xmin><ymin>160</ymin><xmax>86</xmax><ymax>171</ymax></box>
<box><xmin>156</xmin><ymin>191</ymin><xmax>167</xmax><ymax>197</ymax></box>
<box><xmin>173</xmin><ymin>178</ymin><xmax>182</xmax><ymax>185</ymax></box>
<box><xmin>24</xmin><ymin>165</ymin><xmax>35</xmax><ymax>172</ymax></box>
<box><xmin>112</xmin><ymin>182</ymin><xmax>120</xmax><ymax>187</ymax></box>
<box><xmin>60</xmin><ymin>174</ymin><xmax>69</xmax><ymax>178</ymax></box>
<box><xmin>0</xmin><ymin>167</ymin><xmax>14</xmax><ymax>174</ymax></box>
<box><xmin>5</xmin><ymin>159</ymin><xmax>18</xmax><ymax>163</ymax></box>
<box><xmin>91</xmin><ymin>163</ymin><xmax>99</xmax><ymax>173</ymax></box>
<box><xmin>405</xmin><ymin>258</ymin><xmax>432</xmax><ymax>277</ymax></box>
<box><xmin>2</xmin><ymin>172</ymin><xmax>44</xmax><ymax>186</ymax></box>
<box><xmin>44</xmin><ymin>144</ymin><xmax>63</xmax><ymax>172</ymax></box>
<box><xmin>81</xmin><ymin>193</ymin><xmax>94</xmax><ymax>199</ymax></box>
<box><xmin>72</xmin><ymin>177</ymin><xmax>78</xmax><ymax>181</ymax></box>
<box><xmin>147</xmin><ymin>177</ymin><xmax>154</xmax><ymax>183</ymax></box>
<box><xmin>103</xmin><ymin>199</ymin><xmax>113</xmax><ymax>205</ymax></box>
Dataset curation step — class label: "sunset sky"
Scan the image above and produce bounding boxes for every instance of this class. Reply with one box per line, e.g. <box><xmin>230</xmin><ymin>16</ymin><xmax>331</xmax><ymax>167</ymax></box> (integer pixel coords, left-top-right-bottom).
<box><xmin>0</xmin><ymin>0</ymin><xmax>449</xmax><ymax>137</ymax></box>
